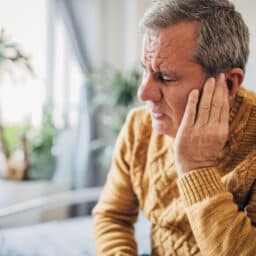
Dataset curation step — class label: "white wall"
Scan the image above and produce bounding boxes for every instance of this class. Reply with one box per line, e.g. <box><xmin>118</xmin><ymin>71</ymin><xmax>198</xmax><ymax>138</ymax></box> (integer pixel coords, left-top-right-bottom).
<box><xmin>233</xmin><ymin>0</ymin><xmax>256</xmax><ymax>90</ymax></box>
<box><xmin>97</xmin><ymin>0</ymin><xmax>151</xmax><ymax>70</ymax></box>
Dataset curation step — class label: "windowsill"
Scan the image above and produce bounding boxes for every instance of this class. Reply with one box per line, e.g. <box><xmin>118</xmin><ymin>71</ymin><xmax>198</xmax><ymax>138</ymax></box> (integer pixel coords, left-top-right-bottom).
<box><xmin>0</xmin><ymin>179</ymin><xmax>70</xmax><ymax>228</ymax></box>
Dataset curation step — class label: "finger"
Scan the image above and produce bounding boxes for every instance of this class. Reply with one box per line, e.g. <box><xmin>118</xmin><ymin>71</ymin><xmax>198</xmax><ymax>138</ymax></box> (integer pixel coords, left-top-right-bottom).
<box><xmin>220</xmin><ymin>81</ymin><xmax>230</xmax><ymax>125</ymax></box>
<box><xmin>208</xmin><ymin>73</ymin><xmax>225</xmax><ymax>124</ymax></box>
<box><xmin>180</xmin><ymin>89</ymin><xmax>199</xmax><ymax>128</ymax></box>
<box><xmin>195</xmin><ymin>78</ymin><xmax>215</xmax><ymax>126</ymax></box>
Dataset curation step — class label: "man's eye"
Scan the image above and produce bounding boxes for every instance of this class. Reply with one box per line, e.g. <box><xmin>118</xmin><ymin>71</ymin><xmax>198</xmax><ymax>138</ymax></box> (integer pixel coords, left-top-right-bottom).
<box><xmin>159</xmin><ymin>75</ymin><xmax>176</xmax><ymax>83</ymax></box>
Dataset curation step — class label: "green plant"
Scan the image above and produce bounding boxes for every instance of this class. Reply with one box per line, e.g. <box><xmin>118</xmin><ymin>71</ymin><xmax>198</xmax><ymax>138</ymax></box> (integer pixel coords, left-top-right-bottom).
<box><xmin>0</xmin><ymin>28</ymin><xmax>35</xmax><ymax>180</ymax></box>
<box><xmin>3</xmin><ymin>123</ymin><xmax>30</xmax><ymax>155</ymax></box>
<box><xmin>1</xmin><ymin>105</ymin><xmax>59</xmax><ymax>180</ymax></box>
<box><xmin>88</xmin><ymin>67</ymin><xmax>141</xmax><ymax>171</ymax></box>
<box><xmin>0</xmin><ymin>28</ymin><xmax>33</xmax><ymax>149</ymax></box>
<box><xmin>28</xmin><ymin>105</ymin><xmax>58</xmax><ymax>180</ymax></box>
<box><xmin>0</xmin><ymin>28</ymin><xmax>33</xmax><ymax>73</ymax></box>
<box><xmin>0</xmin><ymin>29</ymin><xmax>59</xmax><ymax>180</ymax></box>
<box><xmin>89</xmin><ymin>67</ymin><xmax>141</xmax><ymax>133</ymax></box>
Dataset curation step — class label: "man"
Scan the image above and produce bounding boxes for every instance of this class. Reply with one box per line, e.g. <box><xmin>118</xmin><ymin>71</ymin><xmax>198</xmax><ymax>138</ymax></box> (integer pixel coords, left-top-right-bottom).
<box><xmin>93</xmin><ymin>0</ymin><xmax>256</xmax><ymax>255</ymax></box>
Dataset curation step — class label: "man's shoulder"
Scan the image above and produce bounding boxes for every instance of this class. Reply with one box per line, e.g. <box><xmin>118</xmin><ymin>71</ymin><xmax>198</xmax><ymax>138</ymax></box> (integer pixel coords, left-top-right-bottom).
<box><xmin>126</xmin><ymin>106</ymin><xmax>151</xmax><ymax>127</ymax></box>
<box><xmin>239</xmin><ymin>87</ymin><xmax>256</xmax><ymax>120</ymax></box>
<box><xmin>124</xmin><ymin>106</ymin><xmax>152</xmax><ymax>139</ymax></box>
<box><xmin>240</xmin><ymin>87</ymin><xmax>256</xmax><ymax>105</ymax></box>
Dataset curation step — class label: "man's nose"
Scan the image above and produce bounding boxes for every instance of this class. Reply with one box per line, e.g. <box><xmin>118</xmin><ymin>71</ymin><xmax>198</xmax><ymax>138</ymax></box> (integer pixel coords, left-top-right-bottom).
<box><xmin>137</xmin><ymin>75</ymin><xmax>162</xmax><ymax>102</ymax></box>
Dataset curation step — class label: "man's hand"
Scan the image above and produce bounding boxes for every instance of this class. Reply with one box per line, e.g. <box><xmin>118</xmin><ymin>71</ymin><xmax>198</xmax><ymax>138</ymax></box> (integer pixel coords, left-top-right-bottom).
<box><xmin>174</xmin><ymin>73</ymin><xmax>229</xmax><ymax>176</ymax></box>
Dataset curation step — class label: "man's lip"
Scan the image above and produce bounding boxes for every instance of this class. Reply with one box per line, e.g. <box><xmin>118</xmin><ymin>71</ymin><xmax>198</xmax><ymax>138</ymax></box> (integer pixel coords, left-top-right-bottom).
<box><xmin>150</xmin><ymin>111</ymin><xmax>165</xmax><ymax>119</ymax></box>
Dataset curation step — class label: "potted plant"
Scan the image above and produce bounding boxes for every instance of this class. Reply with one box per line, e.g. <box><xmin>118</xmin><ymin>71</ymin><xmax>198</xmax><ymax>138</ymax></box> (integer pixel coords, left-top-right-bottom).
<box><xmin>0</xmin><ymin>28</ymin><xmax>34</xmax><ymax>180</ymax></box>
<box><xmin>88</xmin><ymin>67</ymin><xmax>141</xmax><ymax>172</ymax></box>
<box><xmin>0</xmin><ymin>29</ymin><xmax>58</xmax><ymax>181</ymax></box>
<box><xmin>28</xmin><ymin>104</ymin><xmax>58</xmax><ymax>180</ymax></box>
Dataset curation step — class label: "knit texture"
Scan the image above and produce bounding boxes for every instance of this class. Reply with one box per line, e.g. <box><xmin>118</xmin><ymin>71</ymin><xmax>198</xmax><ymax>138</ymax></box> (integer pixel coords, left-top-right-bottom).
<box><xmin>93</xmin><ymin>87</ymin><xmax>256</xmax><ymax>256</ymax></box>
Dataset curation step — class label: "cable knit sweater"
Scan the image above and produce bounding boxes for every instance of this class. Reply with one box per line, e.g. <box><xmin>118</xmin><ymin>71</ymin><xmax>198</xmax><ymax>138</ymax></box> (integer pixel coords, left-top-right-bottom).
<box><xmin>93</xmin><ymin>87</ymin><xmax>256</xmax><ymax>256</ymax></box>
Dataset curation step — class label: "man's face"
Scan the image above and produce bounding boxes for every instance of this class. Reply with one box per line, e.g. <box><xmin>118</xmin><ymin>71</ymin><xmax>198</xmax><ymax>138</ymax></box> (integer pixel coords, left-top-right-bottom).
<box><xmin>138</xmin><ymin>21</ymin><xmax>206</xmax><ymax>137</ymax></box>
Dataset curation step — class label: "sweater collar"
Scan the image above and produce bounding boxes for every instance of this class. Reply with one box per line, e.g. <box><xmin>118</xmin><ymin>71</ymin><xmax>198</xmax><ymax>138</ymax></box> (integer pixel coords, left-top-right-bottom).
<box><xmin>217</xmin><ymin>87</ymin><xmax>252</xmax><ymax>166</ymax></box>
<box><xmin>229</xmin><ymin>87</ymin><xmax>251</xmax><ymax>136</ymax></box>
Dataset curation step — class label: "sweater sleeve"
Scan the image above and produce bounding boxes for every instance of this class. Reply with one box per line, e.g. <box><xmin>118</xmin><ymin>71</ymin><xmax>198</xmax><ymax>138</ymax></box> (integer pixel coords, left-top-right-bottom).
<box><xmin>177</xmin><ymin>164</ymin><xmax>256</xmax><ymax>256</ymax></box>
<box><xmin>92</xmin><ymin>111</ymin><xmax>139</xmax><ymax>256</ymax></box>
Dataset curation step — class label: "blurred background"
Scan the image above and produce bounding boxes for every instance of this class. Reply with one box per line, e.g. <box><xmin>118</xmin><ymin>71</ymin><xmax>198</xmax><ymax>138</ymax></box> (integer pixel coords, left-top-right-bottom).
<box><xmin>0</xmin><ymin>0</ymin><xmax>150</xmax><ymax>226</ymax></box>
<box><xmin>0</xmin><ymin>0</ymin><xmax>255</xmax><ymax>254</ymax></box>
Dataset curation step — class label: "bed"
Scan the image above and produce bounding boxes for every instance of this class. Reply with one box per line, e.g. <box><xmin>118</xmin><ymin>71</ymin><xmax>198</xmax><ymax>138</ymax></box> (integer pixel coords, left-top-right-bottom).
<box><xmin>0</xmin><ymin>187</ymin><xmax>151</xmax><ymax>256</ymax></box>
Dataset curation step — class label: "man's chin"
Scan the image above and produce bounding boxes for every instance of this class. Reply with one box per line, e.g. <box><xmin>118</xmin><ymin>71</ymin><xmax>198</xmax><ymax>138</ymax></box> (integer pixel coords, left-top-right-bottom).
<box><xmin>151</xmin><ymin>120</ymin><xmax>177</xmax><ymax>137</ymax></box>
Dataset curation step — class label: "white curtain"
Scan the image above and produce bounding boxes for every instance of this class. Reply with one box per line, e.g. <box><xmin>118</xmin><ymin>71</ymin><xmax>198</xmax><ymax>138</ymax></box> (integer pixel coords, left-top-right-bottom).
<box><xmin>50</xmin><ymin>0</ymin><xmax>100</xmax><ymax>215</ymax></box>
<box><xmin>49</xmin><ymin>0</ymin><xmax>150</xmax><ymax>215</ymax></box>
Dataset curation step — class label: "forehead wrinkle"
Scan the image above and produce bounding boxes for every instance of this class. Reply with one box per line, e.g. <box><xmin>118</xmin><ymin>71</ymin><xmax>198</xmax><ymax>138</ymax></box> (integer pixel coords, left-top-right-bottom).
<box><xmin>158</xmin><ymin>39</ymin><xmax>197</xmax><ymax>72</ymax></box>
<box><xmin>143</xmin><ymin>42</ymin><xmax>168</xmax><ymax>72</ymax></box>
<box><xmin>143</xmin><ymin>23</ymin><xmax>198</xmax><ymax>72</ymax></box>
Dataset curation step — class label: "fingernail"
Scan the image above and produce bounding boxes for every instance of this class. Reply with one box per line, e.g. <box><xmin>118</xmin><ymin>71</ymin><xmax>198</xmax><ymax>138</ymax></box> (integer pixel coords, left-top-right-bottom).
<box><xmin>193</xmin><ymin>89</ymin><xmax>199</xmax><ymax>96</ymax></box>
<box><xmin>207</xmin><ymin>77</ymin><xmax>215</xmax><ymax>89</ymax></box>
<box><xmin>220</xmin><ymin>73</ymin><xmax>225</xmax><ymax>81</ymax></box>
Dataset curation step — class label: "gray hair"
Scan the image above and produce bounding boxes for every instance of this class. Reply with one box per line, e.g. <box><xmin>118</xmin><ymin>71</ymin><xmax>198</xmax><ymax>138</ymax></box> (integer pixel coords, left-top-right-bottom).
<box><xmin>140</xmin><ymin>0</ymin><xmax>249</xmax><ymax>76</ymax></box>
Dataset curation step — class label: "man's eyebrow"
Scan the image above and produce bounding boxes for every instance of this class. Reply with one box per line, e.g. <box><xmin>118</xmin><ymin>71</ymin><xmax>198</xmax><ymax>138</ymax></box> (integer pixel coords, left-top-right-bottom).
<box><xmin>156</xmin><ymin>70</ymin><xmax>179</xmax><ymax>78</ymax></box>
<box><xmin>141</xmin><ymin>62</ymin><xmax>178</xmax><ymax>76</ymax></box>
<box><xmin>140</xmin><ymin>61</ymin><xmax>180</xmax><ymax>78</ymax></box>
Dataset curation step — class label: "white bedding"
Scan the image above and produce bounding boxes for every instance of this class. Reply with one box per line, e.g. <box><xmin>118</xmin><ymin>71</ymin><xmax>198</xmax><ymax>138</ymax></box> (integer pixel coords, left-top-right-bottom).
<box><xmin>0</xmin><ymin>215</ymin><xmax>151</xmax><ymax>256</ymax></box>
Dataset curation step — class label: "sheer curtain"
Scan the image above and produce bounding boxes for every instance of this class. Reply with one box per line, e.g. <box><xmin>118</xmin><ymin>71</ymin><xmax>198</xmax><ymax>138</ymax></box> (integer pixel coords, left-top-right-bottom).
<box><xmin>54</xmin><ymin>0</ymin><xmax>92</xmax><ymax>191</ymax></box>
<box><xmin>50</xmin><ymin>0</ymin><xmax>150</xmax><ymax>215</ymax></box>
<box><xmin>50</xmin><ymin>0</ymin><xmax>101</xmax><ymax>215</ymax></box>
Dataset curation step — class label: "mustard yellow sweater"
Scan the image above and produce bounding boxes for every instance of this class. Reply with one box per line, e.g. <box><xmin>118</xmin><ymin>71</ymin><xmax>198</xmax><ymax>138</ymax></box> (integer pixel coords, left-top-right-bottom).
<box><xmin>93</xmin><ymin>87</ymin><xmax>256</xmax><ymax>256</ymax></box>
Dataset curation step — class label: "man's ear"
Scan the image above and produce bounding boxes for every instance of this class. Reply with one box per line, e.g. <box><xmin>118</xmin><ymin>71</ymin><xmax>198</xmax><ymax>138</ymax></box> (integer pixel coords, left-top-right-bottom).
<box><xmin>225</xmin><ymin>68</ymin><xmax>244</xmax><ymax>100</ymax></box>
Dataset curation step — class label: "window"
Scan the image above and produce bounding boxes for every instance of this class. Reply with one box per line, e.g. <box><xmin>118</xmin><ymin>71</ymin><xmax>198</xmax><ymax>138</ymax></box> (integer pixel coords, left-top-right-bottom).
<box><xmin>0</xmin><ymin>0</ymin><xmax>83</xmax><ymax>128</ymax></box>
